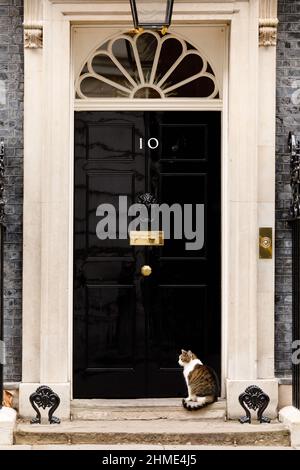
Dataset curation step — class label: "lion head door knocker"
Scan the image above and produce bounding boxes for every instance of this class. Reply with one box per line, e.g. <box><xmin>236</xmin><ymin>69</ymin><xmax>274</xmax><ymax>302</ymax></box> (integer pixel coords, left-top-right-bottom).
<box><xmin>238</xmin><ymin>385</ymin><xmax>270</xmax><ymax>424</ymax></box>
<box><xmin>29</xmin><ymin>385</ymin><xmax>61</xmax><ymax>424</ymax></box>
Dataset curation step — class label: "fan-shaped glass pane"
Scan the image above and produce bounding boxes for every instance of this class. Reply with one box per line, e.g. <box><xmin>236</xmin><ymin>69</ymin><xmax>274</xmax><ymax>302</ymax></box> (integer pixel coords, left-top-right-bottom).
<box><xmin>156</xmin><ymin>38</ymin><xmax>183</xmax><ymax>82</ymax></box>
<box><xmin>76</xmin><ymin>31</ymin><xmax>219</xmax><ymax>100</ymax></box>
<box><xmin>112</xmin><ymin>39</ymin><xmax>139</xmax><ymax>84</ymax></box>
<box><xmin>80</xmin><ymin>77</ymin><xmax>130</xmax><ymax>98</ymax></box>
<box><xmin>91</xmin><ymin>55</ymin><xmax>132</xmax><ymax>89</ymax></box>
<box><xmin>134</xmin><ymin>87</ymin><xmax>161</xmax><ymax>98</ymax></box>
<box><xmin>136</xmin><ymin>33</ymin><xmax>158</xmax><ymax>81</ymax></box>
<box><xmin>164</xmin><ymin>55</ymin><xmax>204</xmax><ymax>88</ymax></box>
<box><xmin>167</xmin><ymin>76</ymin><xmax>216</xmax><ymax>98</ymax></box>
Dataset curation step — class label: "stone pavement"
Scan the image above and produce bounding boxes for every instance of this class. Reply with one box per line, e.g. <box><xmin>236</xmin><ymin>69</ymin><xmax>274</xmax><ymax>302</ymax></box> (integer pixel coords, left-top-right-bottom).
<box><xmin>0</xmin><ymin>444</ymin><xmax>295</xmax><ymax>450</ymax></box>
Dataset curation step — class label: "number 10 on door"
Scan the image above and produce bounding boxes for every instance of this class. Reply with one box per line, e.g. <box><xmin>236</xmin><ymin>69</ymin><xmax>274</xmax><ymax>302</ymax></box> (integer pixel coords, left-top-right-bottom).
<box><xmin>139</xmin><ymin>138</ymin><xmax>159</xmax><ymax>150</ymax></box>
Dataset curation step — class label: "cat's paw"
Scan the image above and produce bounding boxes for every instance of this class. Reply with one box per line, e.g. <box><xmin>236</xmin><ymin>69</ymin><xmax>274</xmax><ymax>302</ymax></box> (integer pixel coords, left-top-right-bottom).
<box><xmin>196</xmin><ymin>397</ymin><xmax>206</xmax><ymax>407</ymax></box>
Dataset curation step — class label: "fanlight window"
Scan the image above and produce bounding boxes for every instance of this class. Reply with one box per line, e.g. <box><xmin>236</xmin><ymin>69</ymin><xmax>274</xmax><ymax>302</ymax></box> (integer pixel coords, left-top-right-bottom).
<box><xmin>76</xmin><ymin>31</ymin><xmax>219</xmax><ymax>100</ymax></box>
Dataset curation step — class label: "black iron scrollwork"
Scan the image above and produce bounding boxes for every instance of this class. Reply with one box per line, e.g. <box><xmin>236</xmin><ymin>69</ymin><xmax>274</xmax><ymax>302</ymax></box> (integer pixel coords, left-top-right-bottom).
<box><xmin>289</xmin><ymin>132</ymin><xmax>300</xmax><ymax>220</ymax></box>
<box><xmin>289</xmin><ymin>132</ymin><xmax>300</xmax><ymax>410</ymax></box>
<box><xmin>29</xmin><ymin>385</ymin><xmax>61</xmax><ymax>424</ymax></box>
<box><xmin>0</xmin><ymin>139</ymin><xmax>5</xmax><ymax>225</ymax></box>
<box><xmin>136</xmin><ymin>193</ymin><xmax>157</xmax><ymax>208</ymax></box>
<box><xmin>136</xmin><ymin>193</ymin><xmax>157</xmax><ymax>223</ymax></box>
<box><xmin>238</xmin><ymin>385</ymin><xmax>270</xmax><ymax>424</ymax></box>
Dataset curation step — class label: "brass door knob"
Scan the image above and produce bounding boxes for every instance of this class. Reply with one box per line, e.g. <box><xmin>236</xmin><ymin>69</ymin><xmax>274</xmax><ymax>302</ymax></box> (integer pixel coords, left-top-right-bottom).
<box><xmin>141</xmin><ymin>265</ymin><xmax>152</xmax><ymax>277</ymax></box>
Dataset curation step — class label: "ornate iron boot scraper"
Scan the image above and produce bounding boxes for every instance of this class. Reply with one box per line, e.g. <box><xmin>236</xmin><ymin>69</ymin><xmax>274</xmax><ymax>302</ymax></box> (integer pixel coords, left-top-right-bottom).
<box><xmin>29</xmin><ymin>385</ymin><xmax>61</xmax><ymax>424</ymax></box>
<box><xmin>239</xmin><ymin>385</ymin><xmax>270</xmax><ymax>424</ymax></box>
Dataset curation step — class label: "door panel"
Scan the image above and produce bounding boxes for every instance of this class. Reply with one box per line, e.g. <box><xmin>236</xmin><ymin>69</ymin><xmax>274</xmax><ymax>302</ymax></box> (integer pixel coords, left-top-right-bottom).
<box><xmin>86</xmin><ymin>285</ymin><xmax>135</xmax><ymax>368</ymax></box>
<box><xmin>146</xmin><ymin>112</ymin><xmax>220</xmax><ymax>394</ymax></box>
<box><xmin>73</xmin><ymin>111</ymin><xmax>221</xmax><ymax>398</ymax></box>
<box><xmin>74</xmin><ymin>112</ymin><xmax>146</xmax><ymax>398</ymax></box>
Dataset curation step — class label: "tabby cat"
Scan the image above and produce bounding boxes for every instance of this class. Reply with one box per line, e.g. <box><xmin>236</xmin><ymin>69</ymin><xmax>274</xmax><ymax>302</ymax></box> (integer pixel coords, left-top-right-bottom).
<box><xmin>178</xmin><ymin>349</ymin><xmax>219</xmax><ymax>410</ymax></box>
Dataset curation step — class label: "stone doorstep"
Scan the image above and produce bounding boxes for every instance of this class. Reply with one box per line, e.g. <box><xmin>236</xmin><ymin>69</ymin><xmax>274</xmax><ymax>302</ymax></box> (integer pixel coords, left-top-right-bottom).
<box><xmin>71</xmin><ymin>398</ymin><xmax>226</xmax><ymax>408</ymax></box>
<box><xmin>0</xmin><ymin>407</ymin><xmax>17</xmax><ymax>446</ymax></box>
<box><xmin>279</xmin><ymin>406</ymin><xmax>300</xmax><ymax>447</ymax></box>
<box><xmin>71</xmin><ymin>399</ymin><xmax>226</xmax><ymax>421</ymax></box>
<box><xmin>72</xmin><ymin>409</ymin><xmax>225</xmax><ymax>421</ymax></box>
<box><xmin>14</xmin><ymin>420</ymin><xmax>291</xmax><ymax>447</ymax></box>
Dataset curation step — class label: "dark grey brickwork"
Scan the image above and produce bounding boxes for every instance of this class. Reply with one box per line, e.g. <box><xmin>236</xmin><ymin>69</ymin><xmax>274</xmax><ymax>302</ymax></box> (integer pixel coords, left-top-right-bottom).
<box><xmin>0</xmin><ymin>0</ymin><xmax>23</xmax><ymax>381</ymax></box>
<box><xmin>275</xmin><ymin>0</ymin><xmax>300</xmax><ymax>378</ymax></box>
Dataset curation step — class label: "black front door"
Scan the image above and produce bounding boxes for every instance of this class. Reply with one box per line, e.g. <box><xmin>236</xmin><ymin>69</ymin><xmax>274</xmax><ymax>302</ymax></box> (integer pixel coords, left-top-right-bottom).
<box><xmin>73</xmin><ymin>111</ymin><xmax>221</xmax><ymax>398</ymax></box>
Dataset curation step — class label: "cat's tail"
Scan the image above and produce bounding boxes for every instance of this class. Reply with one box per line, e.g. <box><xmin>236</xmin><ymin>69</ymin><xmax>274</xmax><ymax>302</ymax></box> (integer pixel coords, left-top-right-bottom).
<box><xmin>182</xmin><ymin>396</ymin><xmax>217</xmax><ymax>411</ymax></box>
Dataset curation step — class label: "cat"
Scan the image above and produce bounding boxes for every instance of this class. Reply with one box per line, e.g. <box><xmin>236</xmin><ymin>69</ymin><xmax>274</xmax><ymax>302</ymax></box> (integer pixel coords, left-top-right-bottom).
<box><xmin>178</xmin><ymin>349</ymin><xmax>219</xmax><ymax>410</ymax></box>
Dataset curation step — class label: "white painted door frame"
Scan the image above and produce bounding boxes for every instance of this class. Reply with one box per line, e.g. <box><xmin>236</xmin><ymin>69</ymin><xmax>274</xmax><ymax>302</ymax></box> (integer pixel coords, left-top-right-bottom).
<box><xmin>71</xmin><ymin>23</ymin><xmax>227</xmax><ymax>401</ymax></box>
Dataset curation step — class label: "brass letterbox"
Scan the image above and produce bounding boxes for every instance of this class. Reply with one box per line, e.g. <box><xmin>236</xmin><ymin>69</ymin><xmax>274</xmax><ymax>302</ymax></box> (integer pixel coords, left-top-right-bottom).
<box><xmin>129</xmin><ymin>231</ymin><xmax>164</xmax><ymax>246</ymax></box>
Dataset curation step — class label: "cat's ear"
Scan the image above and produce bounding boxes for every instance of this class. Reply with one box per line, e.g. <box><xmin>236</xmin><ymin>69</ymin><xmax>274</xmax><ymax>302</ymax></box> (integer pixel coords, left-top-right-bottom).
<box><xmin>187</xmin><ymin>350</ymin><xmax>193</xmax><ymax>356</ymax></box>
<box><xmin>181</xmin><ymin>349</ymin><xmax>187</xmax><ymax>354</ymax></box>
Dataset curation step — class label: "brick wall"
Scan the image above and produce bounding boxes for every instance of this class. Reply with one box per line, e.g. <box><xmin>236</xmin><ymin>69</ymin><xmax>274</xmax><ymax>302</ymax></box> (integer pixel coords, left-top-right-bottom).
<box><xmin>275</xmin><ymin>0</ymin><xmax>300</xmax><ymax>378</ymax></box>
<box><xmin>0</xmin><ymin>0</ymin><xmax>298</xmax><ymax>382</ymax></box>
<box><xmin>0</xmin><ymin>0</ymin><xmax>23</xmax><ymax>382</ymax></box>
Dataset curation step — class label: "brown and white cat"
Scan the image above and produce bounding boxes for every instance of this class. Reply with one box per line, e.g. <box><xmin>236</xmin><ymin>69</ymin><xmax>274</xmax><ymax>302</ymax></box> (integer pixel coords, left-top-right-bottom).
<box><xmin>178</xmin><ymin>349</ymin><xmax>219</xmax><ymax>410</ymax></box>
